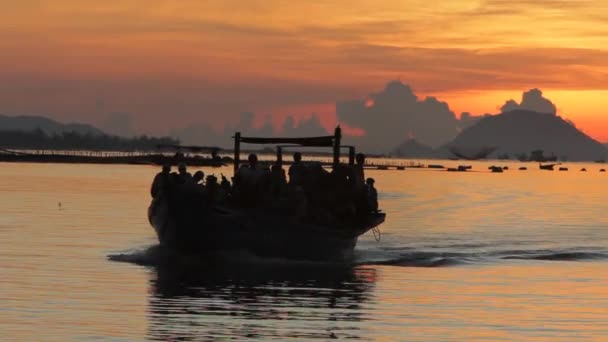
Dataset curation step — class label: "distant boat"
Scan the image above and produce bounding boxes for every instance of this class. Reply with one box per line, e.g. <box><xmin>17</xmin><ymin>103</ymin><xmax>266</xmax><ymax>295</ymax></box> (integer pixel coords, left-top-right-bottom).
<box><xmin>530</xmin><ymin>150</ymin><xmax>558</xmax><ymax>162</ymax></box>
<box><xmin>449</xmin><ymin>146</ymin><xmax>496</xmax><ymax>160</ymax></box>
<box><xmin>539</xmin><ymin>163</ymin><xmax>560</xmax><ymax>171</ymax></box>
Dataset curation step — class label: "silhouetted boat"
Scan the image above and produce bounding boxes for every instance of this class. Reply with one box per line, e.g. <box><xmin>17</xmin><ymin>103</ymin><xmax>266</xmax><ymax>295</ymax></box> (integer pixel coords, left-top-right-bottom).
<box><xmin>539</xmin><ymin>163</ymin><xmax>560</xmax><ymax>170</ymax></box>
<box><xmin>448</xmin><ymin>145</ymin><xmax>496</xmax><ymax>160</ymax></box>
<box><xmin>530</xmin><ymin>150</ymin><xmax>558</xmax><ymax>162</ymax></box>
<box><xmin>148</xmin><ymin>127</ymin><xmax>386</xmax><ymax>260</ymax></box>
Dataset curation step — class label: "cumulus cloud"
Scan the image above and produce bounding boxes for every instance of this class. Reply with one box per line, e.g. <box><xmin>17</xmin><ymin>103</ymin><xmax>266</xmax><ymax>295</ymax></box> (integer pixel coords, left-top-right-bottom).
<box><xmin>500</xmin><ymin>88</ymin><xmax>556</xmax><ymax>115</ymax></box>
<box><xmin>173</xmin><ymin>111</ymin><xmax>329</xmax><ymax>147</ymax></box>
<box><xmin>336</xmin><ymin>80</ymin><xmax>459</xmax><ymax>152</ymax></box>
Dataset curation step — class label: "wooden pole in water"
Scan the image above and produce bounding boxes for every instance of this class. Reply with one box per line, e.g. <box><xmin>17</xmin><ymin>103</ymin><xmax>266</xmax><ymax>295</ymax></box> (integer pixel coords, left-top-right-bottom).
<box><xmin>234</xmin><ymin>132</ymin><xmax>241</xmax><ymax>175</ymax></box>
<box><xmin>333</xmin><ymin>126</ymin><xmax>341</xmax><ymax>170</ymax></box>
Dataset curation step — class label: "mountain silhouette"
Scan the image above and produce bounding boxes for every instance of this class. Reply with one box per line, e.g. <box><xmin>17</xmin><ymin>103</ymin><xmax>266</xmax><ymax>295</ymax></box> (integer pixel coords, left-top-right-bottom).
<box><xmin>392</xmin><ymin>139</ymin><xmax>436</xmax><ymax>158</ymax></box>
<box><xmin>0</xmin><ymin>114</ymin><xmax>105</xmax><ymax>136</ymax></box>
<box><xmin>447</xmin><ymin>109</ymin><xmax>608</xmax><ymax>161</ymax></box>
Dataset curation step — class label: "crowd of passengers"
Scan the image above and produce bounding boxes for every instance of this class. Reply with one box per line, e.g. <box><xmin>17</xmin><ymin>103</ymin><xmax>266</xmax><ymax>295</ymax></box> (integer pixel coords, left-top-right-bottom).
<box><xmin>151</xmin><ymin>152</ymin><xmax>379</xmax><ymax>223</ymax></box>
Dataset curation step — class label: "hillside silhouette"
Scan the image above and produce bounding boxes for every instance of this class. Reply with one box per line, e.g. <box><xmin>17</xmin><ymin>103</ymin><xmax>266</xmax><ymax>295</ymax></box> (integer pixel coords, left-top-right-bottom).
<box><xmin>448</xmin><ymin>109</ymin><xmax>608</xmax><ymax>161</ymax></box>
<box><xmin>0</xmin><ymin>115</ymin><xmax>177</xmax><ymax>151</ymax></box>
<box><xmin>392</xmin><ymin>139</ymin><xmax>437</xmax><ymax>158</ymax></box>
<box><xmin>0</xmin><ymin>129</ymin><xmax>179</xmax><ymax>151</ymax></box>
<box><xmin>0</xmin><ymin>114</ymin><xmax>104</xmax><ymax>136</ymax></box>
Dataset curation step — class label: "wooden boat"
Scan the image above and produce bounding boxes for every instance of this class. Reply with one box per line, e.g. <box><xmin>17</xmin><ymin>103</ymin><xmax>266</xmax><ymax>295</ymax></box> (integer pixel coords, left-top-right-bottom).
<box><xmin>148</xmin><ymin>127</ymin><xmax>386</xmax><ymax>260</ymax></box>
<box><xmin>539</xmin><ymin>163</ymin><xmax>560</xmax><ymax>170</ymax></box>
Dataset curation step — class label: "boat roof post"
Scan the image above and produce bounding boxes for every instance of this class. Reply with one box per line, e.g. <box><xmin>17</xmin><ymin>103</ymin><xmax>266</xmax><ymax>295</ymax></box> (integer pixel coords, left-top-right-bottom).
<box><xmin>348</xmin><ymin>146</ymin><xmax>355</xmax><ymax>166</ymax></box>
<box><xmin>234</xmin><ymin>132</ymin><xmax>241</xmax><ymax>175</ymax></box>
<box><xmin>332</xmin><ymin>125</ymin><xmax>341</xmax><ymax>170</ymax></box>
<box><xmin>276</xmin><ymin>146</ymin><xmax>283</xmax><ymax>167</ymax></box>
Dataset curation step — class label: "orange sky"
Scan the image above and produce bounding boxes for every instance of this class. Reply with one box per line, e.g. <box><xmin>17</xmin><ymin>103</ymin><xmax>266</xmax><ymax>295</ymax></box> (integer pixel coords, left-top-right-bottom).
<box><xmin>2</xmin><ymin>1</ymin><xmax>608</xmax><ymax>140</ymax></box>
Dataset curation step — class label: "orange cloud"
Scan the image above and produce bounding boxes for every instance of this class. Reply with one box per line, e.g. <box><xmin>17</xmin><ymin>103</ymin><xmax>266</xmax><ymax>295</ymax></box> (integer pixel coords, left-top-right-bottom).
<box><xmin>2</xmin><ymin>1</ymin><xmax>608</xmax><ymax>140</ymax></box>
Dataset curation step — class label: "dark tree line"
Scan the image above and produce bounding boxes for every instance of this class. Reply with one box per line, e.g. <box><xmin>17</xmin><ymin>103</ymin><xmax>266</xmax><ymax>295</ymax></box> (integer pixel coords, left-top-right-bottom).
<box><xmin>0</xmin><ymin>128</ymin><xmax>179</xmax><ymax>151</ymax></box>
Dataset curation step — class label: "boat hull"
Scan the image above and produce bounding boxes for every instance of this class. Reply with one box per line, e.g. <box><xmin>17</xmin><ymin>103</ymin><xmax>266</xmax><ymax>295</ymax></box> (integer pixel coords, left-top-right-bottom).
<box><xmin>148</xmin><ymin>195</ymin><xmax>385</xmax><ymax>260</ymax></box>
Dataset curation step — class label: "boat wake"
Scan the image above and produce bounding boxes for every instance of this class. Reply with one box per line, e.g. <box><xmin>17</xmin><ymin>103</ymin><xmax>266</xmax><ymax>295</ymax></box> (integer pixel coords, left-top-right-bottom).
<box><xmin>108</xmin><ymin>245</ymin><xmax>350</xmax><ymax>268</ymax></box>
<box><xmin>107</xmin><ymin>245</ymin><xmax>168</xmax><ymax>266</ymax></box>
<box><xmin>353</xmin><ymin>245</ymin><xmax>608</xmax><ymax>267</ymax></box>
<box><xmin>109</xmin><ymin>244</ymin><xmax>608</xmax><ymax>269</ymax></box>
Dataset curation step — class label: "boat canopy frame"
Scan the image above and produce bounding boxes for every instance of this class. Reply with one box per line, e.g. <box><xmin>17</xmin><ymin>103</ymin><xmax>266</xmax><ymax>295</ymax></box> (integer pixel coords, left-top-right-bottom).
<box><xmin>233</xmin><ymin>126</ymin><xmax>343</xmax><ymax>174</ymax></box>
<box><xmin>156</xmin><ymin>144</ymin><xmax>223</xmax><ymax>154</ymax></box>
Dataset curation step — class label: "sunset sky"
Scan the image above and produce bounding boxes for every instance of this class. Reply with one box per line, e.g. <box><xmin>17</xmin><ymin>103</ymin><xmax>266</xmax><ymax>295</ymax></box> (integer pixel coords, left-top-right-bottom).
<box><xmin>2</xmin><ymin>1</ymin><xmax>608</xmax><ymax>140</ymax></box>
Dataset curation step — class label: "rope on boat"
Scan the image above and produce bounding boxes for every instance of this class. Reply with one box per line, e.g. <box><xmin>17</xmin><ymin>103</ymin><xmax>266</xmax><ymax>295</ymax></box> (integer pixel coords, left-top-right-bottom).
<box><xmin>372</xmin><ymin>225</ymin><xmax>381</xmax><ymax>242</ymax></box>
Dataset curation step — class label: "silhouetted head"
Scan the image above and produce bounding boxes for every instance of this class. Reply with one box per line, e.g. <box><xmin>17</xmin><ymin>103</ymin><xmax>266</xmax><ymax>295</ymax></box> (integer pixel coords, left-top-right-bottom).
<box><xmin>293</xmin><ymin>152</ymin><xmax>302</xmax><ymax>162</ymax></box>
<box><xmin>178</xmin><ymin>163</ymin><xmax>187</xmax><ymax>174</ymax></box>
<box><xmin>356</xmin><ymin>153</ymin><xmax>366</xmax><ymax>165</ymax></box>
<box><xmin>248</xmin><ymin>154</ymin><xmax>258</xmax><ymax>167</ymax></box>
<box><xmin>366</xmin><ymin>177</ymin><xmax>375</xmax><ymax>186</ymax></box>
<box><xmin>206</xmin><ymin>174</ymin><xmax>218</xmax><ymax>185</ymax></box>
<box><xmin>162</xmin><ymin>164</ymin><xmax>171</xmax><ymax>174</ymax></box>
<box><xmin>193</xmin><ymin>170</ymin><xmax>205</xmax><ymax>183</ymax></box>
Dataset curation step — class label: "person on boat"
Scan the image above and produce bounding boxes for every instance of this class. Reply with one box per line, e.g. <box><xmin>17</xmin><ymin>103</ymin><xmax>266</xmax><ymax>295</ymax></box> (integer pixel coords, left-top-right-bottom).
<box><xmin>268</xmin><ymin>162</ymin><xmax>287</xmax><ymax>200</ymax></box>
<box><xmin>190</xmin><ymin>170</ymin><xmax>205</xmax><ymax>186</ymax></box>
<box><xmin>183</xmin><ymin>170</ymin><xmax>207</xmax><ymax>204</ymax></box>
<box><xmin>352</xmin><ymin>153</ymin><xmax>370</xmax><ymax>215</ymax></box>
<box><xmin>330</xmin><ymin>163</ymin><xmax>356</xmax><ymax>221</ymax></box>
<box><xmin>220</xmin><ymin>174</ymin><xmax>231</xmax><ymax>193</ymax></box>
<box><xmin>205</xmin><ymin>174</ymin><xmax>219</xmax><ymax>203</ymax></box>
<box><xmin>177</xmin><ymin>163</ymin><xmax>192</xmax><ymax>183</ymax></box>
<box><xmin>288</xmin><ymin>152</ymin><xmax>306</xmax><ymax>187</ymax></box>
<box><xmin>150</xmin><ymin>164</ymin><xmax>171</xmax><ymax>198</ymax></box>
<box><xmin>235</xmin><ymin>154</ymin><xmax>263</xmax><ymax>206</ymax></box>
<box><xmin>215</xmin><ymin>175</ymin><xmax>231</xmax><ymax>203</ymax></box>
<box><xmin>353</xmin><ymin>153</ymin><xmax>366</xmax><ymax>189</ymax></box>
<box><xmin>287</xmin><ymin>152</ymin><xmax>308</xmax><ymax>217</ymax></box>
<box><xmin>366</xmin><ymin>177</ymin><xmax>378</xmax><ymax>213</ymax></box>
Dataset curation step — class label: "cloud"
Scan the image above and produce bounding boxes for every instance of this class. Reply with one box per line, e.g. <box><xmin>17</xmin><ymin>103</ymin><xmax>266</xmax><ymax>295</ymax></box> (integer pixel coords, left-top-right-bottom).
<box><xmin>172</xmin><ymin>111</ymin><xmax>329</xmax><ymax>147</ymax></box>
<box><xmin>500</xmin><ymin>88</ymin><xmax>556</xmax><ymax>115</ymax></box>
<box><xmin>336</xmin><ymin>80</ymin><xmax>459</xmax><ymax>152</ymax></box>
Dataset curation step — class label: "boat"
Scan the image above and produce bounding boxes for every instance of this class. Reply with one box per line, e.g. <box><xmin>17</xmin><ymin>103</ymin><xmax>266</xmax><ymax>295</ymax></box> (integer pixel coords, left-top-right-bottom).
<box><xmin>539</xmin><ymin>163</ymin><xmax>560</xmax><ymax>170</ymax></box>
<box><xmin>148</xmin><ymin>127</ymin><xmax>386</xmax><ymax>260</ymax></box>
<box><xmin>489</xmin><ymin>165</ymin><xmax>503</xmax><ymax>173</ymax></box>
<box><xmin>448</xmin><ymin>145</ymin><xmax>496</xmax><ymax>160</ymax></box>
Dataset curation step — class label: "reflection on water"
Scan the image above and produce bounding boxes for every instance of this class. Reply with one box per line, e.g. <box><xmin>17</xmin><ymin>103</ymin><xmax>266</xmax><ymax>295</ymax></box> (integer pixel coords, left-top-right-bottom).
<box><xmin>147</xmin><ymin>260</ymin><xmax>376</xmax><ymax>340</ymax></box>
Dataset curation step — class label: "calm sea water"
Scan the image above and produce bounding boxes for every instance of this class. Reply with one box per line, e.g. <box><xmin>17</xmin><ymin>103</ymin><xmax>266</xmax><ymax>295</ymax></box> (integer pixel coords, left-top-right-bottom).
<box><xmin>2</xmin><ymin>161</ymin><xmax>608</xmax><ymax>341</ymax></box>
